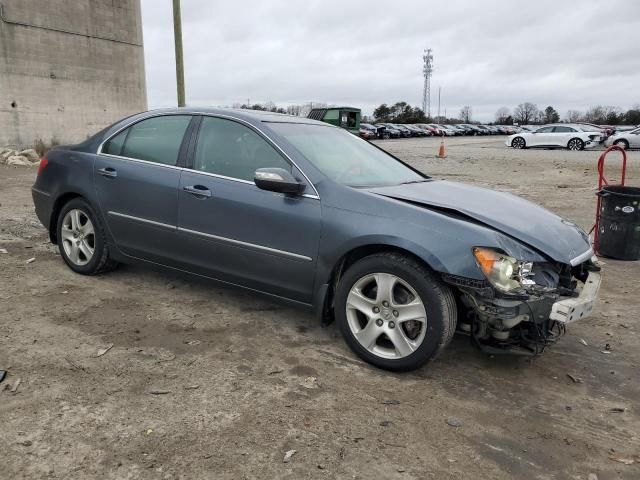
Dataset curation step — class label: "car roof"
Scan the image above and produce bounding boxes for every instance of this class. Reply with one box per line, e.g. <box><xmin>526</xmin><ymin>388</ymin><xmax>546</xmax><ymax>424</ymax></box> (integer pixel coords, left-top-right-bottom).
<box><xmin>134</xmin><ymin>107</ymin><xmax>327</xmax><ymax>126</ymax></box>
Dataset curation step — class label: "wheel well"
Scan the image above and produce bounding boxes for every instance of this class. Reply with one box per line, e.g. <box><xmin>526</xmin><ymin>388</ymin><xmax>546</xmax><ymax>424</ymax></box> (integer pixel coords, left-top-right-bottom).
<box><xmin>49</xmin><ymin>192</ymin><xmax>82</xmax><ymax>244</ymax></box>
<box><xmin>319</xmin><ymin>244</ymin><xmax>435</xmax><ymax>324</ymax></box>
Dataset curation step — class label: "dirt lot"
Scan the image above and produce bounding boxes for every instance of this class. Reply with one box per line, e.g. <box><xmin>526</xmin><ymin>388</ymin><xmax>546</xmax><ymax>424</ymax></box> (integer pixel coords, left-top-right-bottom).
<box><xmin>1</xmin><ymin>136</ymin><xmax>638</xmax><ymax>480</ymax></box>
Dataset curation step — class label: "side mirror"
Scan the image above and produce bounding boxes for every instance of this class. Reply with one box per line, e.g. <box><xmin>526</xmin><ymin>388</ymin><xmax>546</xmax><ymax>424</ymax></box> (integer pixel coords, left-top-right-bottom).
<box><xmin>254</xmin><ymin>168</ymin><xmax>304</xmax><ymax>195</ymax></box>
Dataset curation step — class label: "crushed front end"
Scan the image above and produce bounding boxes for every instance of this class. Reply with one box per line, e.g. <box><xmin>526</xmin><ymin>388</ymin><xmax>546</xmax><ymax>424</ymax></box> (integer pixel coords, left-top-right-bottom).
<box><xmin>444</xmin><ymin>249</ymin><xmax>602</xmax><ymax>355</ymax></box>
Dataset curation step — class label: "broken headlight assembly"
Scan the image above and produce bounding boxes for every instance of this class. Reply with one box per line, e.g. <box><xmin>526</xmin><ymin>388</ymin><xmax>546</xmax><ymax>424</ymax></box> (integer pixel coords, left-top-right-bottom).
<box><xmin>472</xmin><ymin>247</ymin><xmax>535</xmax><ymax>293</ymax></box>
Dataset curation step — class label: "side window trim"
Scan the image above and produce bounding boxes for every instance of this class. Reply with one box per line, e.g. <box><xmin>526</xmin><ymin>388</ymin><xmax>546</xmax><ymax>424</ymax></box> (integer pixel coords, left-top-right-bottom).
<box><xmin>98</xmin><ymin>113</ymin><xmax>192</xmax><ymax>166</ymax></box>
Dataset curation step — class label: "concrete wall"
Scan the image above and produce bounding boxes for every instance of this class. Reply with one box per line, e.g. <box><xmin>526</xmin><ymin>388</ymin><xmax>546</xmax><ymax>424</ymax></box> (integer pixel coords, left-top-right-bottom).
<box><xmin>0</xmin><ymin>0</ymin><xmax>147</xmax><ymax>148</ymax></box>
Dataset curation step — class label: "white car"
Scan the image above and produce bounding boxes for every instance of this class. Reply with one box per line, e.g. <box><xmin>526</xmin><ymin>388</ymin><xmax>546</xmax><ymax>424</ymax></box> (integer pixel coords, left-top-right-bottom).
<box><xmin>605</xmin><ymin>127</ymin><xmax>640</xmax><ymax>149</ymax></box>
<box><xmin>506</xmin><ymin>124</ymin><xmax>602</xmax><ymax>151</ymax></box>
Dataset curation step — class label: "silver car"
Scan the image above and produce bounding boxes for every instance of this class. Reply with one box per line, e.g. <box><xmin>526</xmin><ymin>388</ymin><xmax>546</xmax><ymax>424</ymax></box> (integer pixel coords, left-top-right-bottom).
<box><xmin>605</xmin><ymin>126</ymin><xmax>640</xmax><ymax>149</ymax></box>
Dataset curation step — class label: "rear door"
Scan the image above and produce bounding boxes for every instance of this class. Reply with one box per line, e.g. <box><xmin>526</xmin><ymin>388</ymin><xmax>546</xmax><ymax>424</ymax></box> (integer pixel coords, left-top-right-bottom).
<box><xmin>630</xmin><ymin>128</ymin><xmax>640</xmax><ymax>147</ymax></box>
<box><xmin>552</xmin><ymin>126</ymin><xmax>577</xmax><ymax>147</ymax></box>
<box><xmin>94</xmin><ymin>114</ymin><xmax>193</xmax><ymax>262</ymax></box>
<box><xmin>176</xmin><ymin>116</ymin><xmax>321</xmax><ymax>303</ymax></box>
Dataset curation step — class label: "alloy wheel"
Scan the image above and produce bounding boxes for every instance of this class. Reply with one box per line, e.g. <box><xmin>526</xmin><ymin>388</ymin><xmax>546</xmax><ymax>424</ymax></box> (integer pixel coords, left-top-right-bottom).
<box><xmin>346</xmin><ymin>273</ymin><xmax>427</xmax><ymax>359</ymax></box>
<box><xmin>512</xmin><ymin>137</ymin><xmax>525</xmax><ymax>149</ymax></box>
<box><xmin>567</xmin><ymin>139</ymin><xmax>583</xmax><ymax>151</ymax></box>
<box><xmin>614</xmin><ymin>140</ymin><xmax>628</xmax><ymax>150</ymax></box>
<box><xmin>61</xmin><ymin>209</ymin><xmax>95</xmax><ymax>266</ymax></box>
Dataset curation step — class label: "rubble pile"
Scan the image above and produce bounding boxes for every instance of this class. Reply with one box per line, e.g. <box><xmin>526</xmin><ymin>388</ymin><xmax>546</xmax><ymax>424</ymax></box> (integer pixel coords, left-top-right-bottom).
<box><xmin>0</xmin><ymin>148</ymin><xmax>41</xmax><ymax>167</ymax></box>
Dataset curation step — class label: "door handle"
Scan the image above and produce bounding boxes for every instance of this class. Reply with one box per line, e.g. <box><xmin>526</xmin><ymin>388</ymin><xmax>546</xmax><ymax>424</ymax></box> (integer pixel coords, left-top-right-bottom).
<box><xmin>183</xmin><ymin>185</ymin><xmax>212</xmax><ymax>198</ymax></box>
<box><xmin>98</xmin><ymin>167</ymin><xmax>117</xmax><ymax>178</ymax></box>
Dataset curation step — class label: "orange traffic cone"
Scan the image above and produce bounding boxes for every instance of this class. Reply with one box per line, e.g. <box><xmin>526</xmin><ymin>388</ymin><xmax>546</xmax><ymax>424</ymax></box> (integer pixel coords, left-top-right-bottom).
<box><xmin>437</xmin><ymin>139</ymin><xmax>446</xmax><ymax>158</ymax></box>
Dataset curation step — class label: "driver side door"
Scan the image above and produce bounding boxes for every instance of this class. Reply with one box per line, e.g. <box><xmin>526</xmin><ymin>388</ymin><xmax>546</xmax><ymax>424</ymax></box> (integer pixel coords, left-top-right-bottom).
<box><xmin>176</xmin><ymin>116</ymin><xmax>322</xmax><ymax>303</ymax></box>
<box><xmin>531</xmin><ymin>126</ymin><xmax>555</xmax><ymax>146</ymax></box>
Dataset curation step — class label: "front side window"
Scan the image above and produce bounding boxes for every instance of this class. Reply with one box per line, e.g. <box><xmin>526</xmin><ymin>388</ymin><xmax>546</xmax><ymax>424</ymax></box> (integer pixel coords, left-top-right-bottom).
<box><xmin>194</xmin><ymin>117</ymin><xmax>291</xmax><ymax>182</ymax></box>
<box><xmin>535</xmin><ymin>126</ymin><xmax>555</xmax><ymax>133</ymax></box>
<box><xmin>103</xmin><ymin>115</ymin><xmax>191</xmax><ymax>166</ymax></box>
<box><xmin>269</xmin><ymin>123</ymin><xmax>426</xmax><ymax>187</ymax></box>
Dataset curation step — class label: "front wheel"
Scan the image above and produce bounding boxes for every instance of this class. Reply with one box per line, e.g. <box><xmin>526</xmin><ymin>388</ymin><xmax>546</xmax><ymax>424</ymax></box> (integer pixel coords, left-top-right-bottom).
<box><xmin>567</xmin><ymin>138</ymin><xmax>584</xmax><ymax>151</ymax></box>
<box><xmin>614</xmin><ymin>139</ymin><xmax>629</xmax><ymax>150</ymax></box>
<box><xmin>511</xmin><ymin>136</ymin><xmax>526</xmax><ymax>149</ymax></box>
<box><xmin>335</xmin><ymin>253</ymin><xmax>457</xmax><ymax>371</ymax></box>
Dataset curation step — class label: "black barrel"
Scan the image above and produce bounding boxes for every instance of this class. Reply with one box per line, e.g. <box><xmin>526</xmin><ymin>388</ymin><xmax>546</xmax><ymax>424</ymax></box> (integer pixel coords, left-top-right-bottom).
<box><xmin>597</xmin><ymin>185</ymin><xmax>640</xmax><ymax>260</ymax></box>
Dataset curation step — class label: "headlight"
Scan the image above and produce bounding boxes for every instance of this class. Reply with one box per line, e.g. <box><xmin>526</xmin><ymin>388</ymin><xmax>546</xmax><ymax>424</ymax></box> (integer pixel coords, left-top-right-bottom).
<box><xmin>472</xmin><ymin>247</ymin><xmax>533</xmax><ymax>292</ymax></box>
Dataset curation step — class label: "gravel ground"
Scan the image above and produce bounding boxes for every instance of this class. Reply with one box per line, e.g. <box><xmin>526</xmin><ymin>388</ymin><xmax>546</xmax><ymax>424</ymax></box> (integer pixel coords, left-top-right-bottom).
<box><xmin>1</xmin><ymin>136</ymin><xmax>639</xmax><ymax>479</ymax></box>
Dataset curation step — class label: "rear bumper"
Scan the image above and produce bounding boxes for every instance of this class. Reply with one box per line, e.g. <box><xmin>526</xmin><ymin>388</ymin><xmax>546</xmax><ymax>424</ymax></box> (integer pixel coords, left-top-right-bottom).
<box><xmin>32</xmin><ymin>186</ymin><xmax>53</xmax><ymax>230</ymax></box>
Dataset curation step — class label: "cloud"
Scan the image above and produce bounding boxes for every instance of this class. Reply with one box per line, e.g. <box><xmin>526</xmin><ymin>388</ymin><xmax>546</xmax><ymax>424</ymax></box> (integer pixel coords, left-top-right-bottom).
<box><xmin>141</xmin><ymin>0</ymin><xmax>640</xmax><ymax>121</ymax></box>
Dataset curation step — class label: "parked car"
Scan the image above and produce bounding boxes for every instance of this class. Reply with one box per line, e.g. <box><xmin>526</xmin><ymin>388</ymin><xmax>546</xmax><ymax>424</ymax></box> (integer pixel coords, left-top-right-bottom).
<box><xmin>359</xmin><ymin>123</ymin><xmax>378</xmax><ymax>140</ymax></box>
<box><xmin>574</xmin><ymin>123</ymin><xmax>607</xmax><ymax>142</ymax></box>
<box><xmin>506</xmin><ymin>124</ymin><xmax>602</xmax><ymax>150</ymax></box>
<box><xmin>461</xmin><ymin>124</ymin><xmax>483</xmax><ymax>135</ymax></box>
<box><xmin>604</xmin><ymin>126</ymin><xmax>640</xmax><ymax>149</ymax></box>
<box><xmin>436</xmin><ymin>125</ymin><xmax>456</xmax><ymax>136</ymax></box>
<box><xmin>389</xmin><ymin>124</ymin><xmax>413</xmax><ymax>138</ymax></box>
<box><xmin>32</xmin><ymin>108</ymin><xmax>600</xmax><ymax>371</ymax></box>
<box><xmin>448</xmin><ymin>125</ymin><xmax>467</xmax><ymax>135</ymax></box>
<box><xmin>377</xmin><ymin>124</ymin><xmax>401</xmax><ymax>138</ymax></box>
<box><xmin>405</xmin><ymin>125</ymin><xmax>428</xmax><ymax>137</ymax></box>
<box><xmin>426</xmin><ymin>124</ymin><xmax>445</xmax><ymax>136</ymax></box>
<box><xmin>416</xmin><ymin>124</ymin><xmax>440</xmax><ymax>136</ymax></box>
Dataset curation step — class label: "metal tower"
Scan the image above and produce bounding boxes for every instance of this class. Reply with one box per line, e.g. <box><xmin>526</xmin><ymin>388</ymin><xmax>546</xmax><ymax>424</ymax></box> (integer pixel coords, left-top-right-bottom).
<box><xmin>422</xmin><ymin>48</ymin><xmax>434</xmax><ymax>118</ymax></box>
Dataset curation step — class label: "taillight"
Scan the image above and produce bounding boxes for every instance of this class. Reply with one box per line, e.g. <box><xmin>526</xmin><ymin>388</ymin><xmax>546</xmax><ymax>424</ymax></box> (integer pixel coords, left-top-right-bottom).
<box><xmin>37</xmin><ymin>157</ymin><xmax>49</xmax><ymax>176</ymax></box>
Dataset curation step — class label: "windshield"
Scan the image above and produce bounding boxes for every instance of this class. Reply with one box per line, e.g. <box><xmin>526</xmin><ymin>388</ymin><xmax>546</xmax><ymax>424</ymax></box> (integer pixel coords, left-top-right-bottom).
<box><xmin>269</xmin><ymin>123</ymin><xmax>426</xmax><ymax>187</ymax></box>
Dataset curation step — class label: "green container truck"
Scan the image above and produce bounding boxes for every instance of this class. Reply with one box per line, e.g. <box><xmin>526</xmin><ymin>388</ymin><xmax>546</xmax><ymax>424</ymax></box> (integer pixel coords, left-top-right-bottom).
<box><xmin>307</xmin><ymin>107</ymin><xmax>361</xmax><ymax>134</ymax></box>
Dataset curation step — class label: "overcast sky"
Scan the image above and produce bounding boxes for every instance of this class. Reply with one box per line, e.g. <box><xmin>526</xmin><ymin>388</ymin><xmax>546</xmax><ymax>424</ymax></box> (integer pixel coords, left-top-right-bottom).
<box><xmin>140</xmin><ymin>0</ymin><xmax>640</xmax><ymax>122</ymax></box>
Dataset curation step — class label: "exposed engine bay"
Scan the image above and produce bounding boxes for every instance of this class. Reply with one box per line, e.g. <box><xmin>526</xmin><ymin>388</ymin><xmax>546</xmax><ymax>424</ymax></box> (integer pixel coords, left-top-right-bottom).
<box><xmin>445</xmin><ymin>258</ymin><xmax>602</xmax><ymax>355</ymax></box>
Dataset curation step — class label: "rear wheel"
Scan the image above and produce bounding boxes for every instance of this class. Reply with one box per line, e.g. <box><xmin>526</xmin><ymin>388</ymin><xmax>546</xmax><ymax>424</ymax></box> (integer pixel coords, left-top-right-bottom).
<box><xmin>511</xmin><ymin>136</ymin><xmax>526</xmax><ymax>149</ymax></box>
<box><xmin>614</xmin><ymin>139</ymin><xmax>629</xmax><ymax>150</ymax></box>
<box><xmin>335</xmin><ymin>253</ymin><xmax>457</xmax><ymax>371</ymax></box>
<box><xmin>56</xmin><ymin>198</ymin><xmax>118</xmax><ymax>275</ymax></box>
<box><xmin>567</xmin><ymin>138</ymin><xmax>584</xmax><ymax>151</ymax></box>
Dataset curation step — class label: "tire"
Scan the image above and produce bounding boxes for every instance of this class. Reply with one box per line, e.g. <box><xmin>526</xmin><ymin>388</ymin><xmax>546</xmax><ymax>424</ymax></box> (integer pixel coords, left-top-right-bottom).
<box><xmin>567</xmin><ymin>138</ymin><xmax>584</xmax><ymax>151</ymax></box>
<box><xmin>56</xmin><ymin>197</ymin><xmax>118</xmax><ymax>275</ymax></box>
<box><xmin>614</xmin><ymin>139</ymin><xmax>629</xmax><ymax>150</ymax></box>
<box><xmin>334</xmin><ymin>252</ymin><xmax>457</xmax><ymax>371</ymax></box>
<box><xmin>511</xmin><ymin>136</ymin><xmax>526</xmax><ymax>149</ymax></box>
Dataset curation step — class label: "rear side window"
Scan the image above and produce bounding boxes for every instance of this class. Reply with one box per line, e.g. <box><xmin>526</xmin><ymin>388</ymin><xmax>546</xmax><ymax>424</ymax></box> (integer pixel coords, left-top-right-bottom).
<box><xmin>553</xmin><ymin>126</ymin><xmax>576</xmax><ymax>133</ymax></box>
<box><xmin>193</xmin><ymin>117</ymin><xmax>291</xmax><ymax>182</ymax></box>
<box><xmin>103</xmin><ymin>115</ymin><xmax>191</xmax><ymax>166</ymax></box>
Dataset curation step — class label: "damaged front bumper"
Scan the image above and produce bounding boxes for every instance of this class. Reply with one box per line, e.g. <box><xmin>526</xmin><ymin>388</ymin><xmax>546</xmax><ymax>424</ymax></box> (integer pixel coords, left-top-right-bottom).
<box><xmin>550</xmin><ymin>270</ymin><xmax>602</xmax><ymax>323</ymax></box>
<box><xmin>446</xmin><ymin>263</ymin><xmax>602</xmax><ymax>355</ymax></box>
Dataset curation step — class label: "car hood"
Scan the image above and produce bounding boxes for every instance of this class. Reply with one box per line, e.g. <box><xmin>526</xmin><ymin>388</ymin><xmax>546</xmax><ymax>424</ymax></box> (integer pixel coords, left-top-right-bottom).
<box><xmin>369</xmin><ymin>180</ymin><xmax>592</xmax><ymax>265</ymax></box>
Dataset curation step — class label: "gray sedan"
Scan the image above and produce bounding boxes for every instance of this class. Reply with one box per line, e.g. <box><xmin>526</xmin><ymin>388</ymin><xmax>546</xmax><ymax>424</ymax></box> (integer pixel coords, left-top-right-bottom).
<box><xmin>32</xmin><ymin>108</ymin><xmax>601</xmax><ymax>371</ymax></box>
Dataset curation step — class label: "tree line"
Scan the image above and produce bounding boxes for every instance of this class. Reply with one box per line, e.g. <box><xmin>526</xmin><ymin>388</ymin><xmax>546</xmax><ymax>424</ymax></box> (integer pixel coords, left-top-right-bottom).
<box><xmin>495</xmin><ymin>103</ymin><xmax>640</xmax><ymax>125</ymax></box>
<box><xmin>230</xmin><ymin>100</ymin><xmax>640</xmax><ymax>126</ymax></box>
<box><xmin>231</xmin><ymin>101</ymin><xmax>329</xmax><ymax>117</ymax></box>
